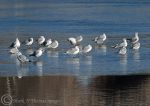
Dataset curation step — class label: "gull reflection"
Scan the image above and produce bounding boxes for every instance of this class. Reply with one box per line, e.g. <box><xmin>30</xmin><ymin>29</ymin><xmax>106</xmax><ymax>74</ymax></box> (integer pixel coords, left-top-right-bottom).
<box><xmin>34</xmin><ymin>61</ymin><xmax>43</xmax><ymax>76</ymax></box>
<box><xmin>66</xmin><ymin>58</ymin><xmax>80</xmax><ymax>75</ymax></box>
<box><xmin>12</xmin><ymin>76</ymin><xmax>17</xmax><ymax>86</ymax></box>
<box><xmin>66</xmin><ymin>58</ymin><xmax>80</xmax><ymax>65</ymax></box>
<box><xmin>82</xmin><ymin>56</ymin><xmax>92</xmax><ymax>76</ymax></box>
<box><xmin>17</xmin><ymin>68</ymin><xmax>22</xmax><ymax>78</ymax></box>
<box><xmin>10</xmin><ymin>54</ymin><xmax>20</xmax><ymax>65</ymax></box>
<box><xmin>47</xmin><ymin>50</ymin><xmax>59</xmax><ymax>68</ymax></box>
<box><xmin>83</xmin><ymin>55</ymin><xmax>92</xmax><ymax>65</ymax></box>
<box><xmin>119</xmin><ymin>55</ymin><xmax>128</xmax><ymax>73</ymax></box>
<box><xmin>77</xmin><ymin>75</ymin><xmax>91</xmax><ymax>87</ymax></box>
<box><xmin>17</xmin><ymin>64</ymin><xmax>29</xmax><ymax>78</ymax></box>
<box><xmin>10</xmin><ymin>53</ymin><xmax>29</xmax><ymax>78</ymax></box>
<box><xmin>95</xmin><ymin>45</ymin><xmax>107</xmax><ymax>55</ymax></box>
<box><xmin>47</xmin><ymin>50</ymin><xmax>59</xmax><ymax>58</ymax></box>
<box><xmin>132</xmin><ymin>50</ymin><xmax>140</xmax><ymax>62</ymax></box>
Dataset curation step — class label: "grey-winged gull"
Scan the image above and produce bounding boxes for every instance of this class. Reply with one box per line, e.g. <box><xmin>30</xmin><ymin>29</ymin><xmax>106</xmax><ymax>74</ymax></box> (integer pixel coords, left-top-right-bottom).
<box><xmin>82</xmin><ymin>44</ymin><xmax>92</xmax><ymax>54</ymax></box>
<box><xmin>38</xmin><ymin>36</ymin><xmax>45</xmax><ymax>45</ymax></box>
<box><xmin>94</xmin><ymin>33</ymin><xmax>107</xmax><ymax>45</ymax></box>
<box><xmin>10</xmin><ymin>37</ymin><xmax>21</xmax><ymax>48</ymax></box>
<box><xmin>29</xmin><ymin>48</ymin><xmax>44</xmax><ymax>57</ymax></box>
<box><xmin>66</xmin><ymin>46</ymin><xmax>80</xmax><ymax>56</ymax></box>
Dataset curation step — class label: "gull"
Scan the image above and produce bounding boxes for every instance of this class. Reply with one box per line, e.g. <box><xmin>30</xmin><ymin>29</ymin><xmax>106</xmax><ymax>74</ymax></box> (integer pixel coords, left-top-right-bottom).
<box><xmin>10</xmin><ymin>37</ymin><xmax>21</xmax><ymax>48</ymax></box>
<box><xmin>132</xmin><ymin>42</ymin><xmax>140</xmax><ymax>50</ymax></box>
<box><xmin>68</xmin><ymin>37</ymin><xmax>77</xmax><ymax>45</ymax></box>
<box><xmin>47</xmin><ymin>40</ymin><xmax>59</xmax><ymax>49</ymax></box>
<box><xmin>76</xmin><ymin>35</ymin><xmax>83</xmax><ymax>43</ymax></box>
<box><xmin>29</xmin><ymin>48</ymin><xmax>44</xmax><ymax>58</ymax></box>
<box><xmin>17</xmin><ymin>52</ymin><xmax>31</xmax><ymax>63</ymax></box>
<box><xmin>118</xmin><ymin>47</ymin><xmax>127</xmax><ymax>55</ymax></box>
<box><xmin>38</xmin><ymin>36</ymin><xmax>45</xmax><ymax>45</ymax></box>
<box><xmin>66</xmin><ymin>46</ymin><xmax>80</xmax><ymax>56</ymax></box>
<box><xmin>43</xmin><ymin>38</ymin><xmax>52</xmax><ymax>47</ymax></box>
<box><xmin>94</xmin><ymin>33</ymin><xmax>107</xmax><ymax>45</ymax></box>
<box><xmin>127</xmin><ymin>32</ymin><xmax>139</xmax><ymax>44</ymax></box>
<box><xmin>68</xmin><ymin>35</ymin><xmax>83</xmax><ymax>45</ymax></box>
<box><xmin>24</xmin><ymin>38</ymin><xmax>33</xmax><ymax>46</ymax></box>
<box><xmin>9</xmin><ymin>47</ymin><xmax>19</xmax><ymax>54</ymax></box>
<box><xmin>82</xmin><ymin>44</ymin><xmax>92</xmax><ymax>54</ymax></box>
<box><xmin>113</xmin><ymin>38</ymin><xmax>128</xmax><ymax>48</ymax></box>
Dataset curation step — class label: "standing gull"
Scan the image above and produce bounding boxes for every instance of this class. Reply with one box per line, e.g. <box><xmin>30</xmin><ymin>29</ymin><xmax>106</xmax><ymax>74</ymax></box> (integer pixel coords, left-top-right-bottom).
<box><xmin>68</xmin><ymin>37</ymin><xmax>77</xmax><ymax>45</ymax></box>
<box><xmin>10</xmin><ymin>38</ymin><xmax>21</xmax><ymax>48</ymax></box>
<box><xmin>17</xmin><ymin>52</ymin><xmax>31</xmax><ymax>63</ymax></box>
<box><xmin>38</xmin><ymin>36</ymin><xmax>45</xmax><ymax>45</ymax></box>
<box><xmin>94</xmin><ymin>33</ymin><xmax>107</xmax><ymax>45</ymax></box>
<box><xmin>43</xmin><ymin>38</ymin><xmax>52</xmax><ymax>47</ymax></box>
<box><xmin>48</xmin><ymin>40</ymin><xmax>59</xmax><ymax>49</ymax></box>
<box><xmin>68</xmin><ymin>35</ymin><xmax>83</xmax><ymax>45</ymax></box>
<box><xmin>76</xmin><ymin>35</ymin><xmax>83</xmax><ymax>43</ymax></box>
<box><xmin>127</xmin><ymin>32</ymin><xmax>139</xmax><ymax>44</ymax></box>
<box><xmin>24</xmin><ymin>37</ymin><xmax>33</xmax><ymax>46</ymax></box>
<box><xmin>113</xmin><ymin>38</ymin><xmax>128</xmax><ymax>48</ymax></box>
<box><xmin>82</xmin><ymin>44</ymin><xmax>92</xmax><ymax>54</ymax></box>
<box><xmin>66</xmin><ymin>46</ymin><xmax>80</xmax><ymax>56</ymax></box>
<box><xmin>29</xmin><ymin>48</ymin><xmax>44</xmax><ymax>58</ymax></box>
<box><xmin>128</xmin><ymin>32</ymin><xmax>140</xmax><ymax>50</ymax></box>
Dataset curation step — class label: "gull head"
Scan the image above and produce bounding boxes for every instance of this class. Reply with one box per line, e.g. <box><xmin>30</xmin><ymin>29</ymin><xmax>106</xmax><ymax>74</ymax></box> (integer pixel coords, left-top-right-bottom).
<box><xmin>123</xmin><ymin>38</ymin><xmax>127</xmax><ymax>42</ymax></box>
<box><xmin>29</xmin><ymin>38</ymin><xmax>33</xmax><ymax>42</ymax></box>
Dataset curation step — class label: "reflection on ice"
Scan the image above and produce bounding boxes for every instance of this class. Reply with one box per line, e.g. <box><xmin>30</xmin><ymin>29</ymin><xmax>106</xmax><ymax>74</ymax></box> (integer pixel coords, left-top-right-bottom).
<box><xmin>66</xmin><ymin>58</ymin><xmax>80</xmax><ymax>74</ymax></box>
<box><xmin>119</xmin><ymin>55</ymin><xmax>127</xmax><ymax>65</ymax></box>
<box><xmin>66</xmin><ymin>58</ymin><xmax>80</xmax><ymax>65</ymax></box>
<box><xmin>83</xmin><ymin>56</ymin><xmax>92</xmax><ymax>65</ymax></box>
<box><xmin>34</xmin><ymin>61</ymin><xmax>43</xmax><ymax>76</ymax></box>
<box><xmin>133</xmin><ymin>50</ymin><xmax>140</xmax><ymax>62</ymax></box>
<box><xmin>119</xmin><ymin>55</ymin><xmax>127</xmax><ymax>73</ymax></box>
<box><xmin>95</xmin><ymin>45</ymin><xmax>107</xmax><ymax>55</ymax></box>
<box><xmin>77</xmin><ymin>75</ymin><xmax>92</xmax><ymax>86</ymax></box>
<box><xmin>10</xmin><ymin>54</ymin><xmax>20</xmax><ymax>65</ymax></box>
<box><xmin>17</xmin><ymin>64</ymin><xmax>29</xmax><ymax>78</ymax></box>
<box><xmin>47</xmin><ymin>50</ymin><xmax>59</xmax><ymax>58</ymax></box>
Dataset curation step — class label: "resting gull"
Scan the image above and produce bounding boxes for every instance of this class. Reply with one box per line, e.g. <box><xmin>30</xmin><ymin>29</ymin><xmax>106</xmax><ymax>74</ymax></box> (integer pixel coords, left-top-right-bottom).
<box><xmin>127</xmin><ymin>32</ymin><xmax>139</xmax><ymax>44</ymax></box>
<box><xmin>48</xmin><ymin>40</ymin><xmax>59</xmax><ymax>49</ymax></box>
<box><xmin>24</xmin><ymin>37</ymin><xmax>33</xmax><ymax>46</ymax></box>
<box><xmin>68</xmin><ymin>35</ymin><xmax>83</xmax><ymax>45</ymax></box>
<box><xmin>66</xmin><ymin>46</ymin><xmax>80</xmax><ymax>56</ymax></box>
<box><xmin>113</xmin><ymin>38</ymin><xmax>128</xmax><ymax>48</ymax></box>
<box><xmin>10</xmin><ymin>37</ymin><xmax>21</xmax><ymax>48</ymax></box>
<box><xmin>94</xmin><ymin>33</ymin><xmax>107</xmax><ymax>45</ymax></box>
<box><xmin>29</xmin><ymin>48</ymin><xmax>44</xmax><ymax>58</ymax></box>
<box><xmin>82</xmin><ymin>44</ymin><xmax>92</xmax><ymax>54</ymax></box>
<box><xmin>38</xmin><ymin>36</ymin><xmax>45</xmax><ymax>45</ymax></box>
<box><xmin>43</xmin><ymin>38</ymin><xmax>52</xmax><ymax>47</ymax></box>
<box><xmin>17</xmin><ymin>53</ymin><xmax>31</xmax><ymax>63</ymax></box>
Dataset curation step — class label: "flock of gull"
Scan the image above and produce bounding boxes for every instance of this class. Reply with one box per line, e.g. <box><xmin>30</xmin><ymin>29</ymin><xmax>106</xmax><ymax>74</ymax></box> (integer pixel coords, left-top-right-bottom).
<box><xmin>9</xmin><ymin>32</ymin><xmax>140</xmax><ymax>63</ymax></box>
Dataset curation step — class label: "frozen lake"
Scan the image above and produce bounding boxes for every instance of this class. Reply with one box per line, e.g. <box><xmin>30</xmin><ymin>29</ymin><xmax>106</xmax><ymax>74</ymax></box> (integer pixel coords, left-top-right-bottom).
<box><xmin>0</xmin><ymin>0</ymin><xmax>150</xmax><ymax>77</ymax></box>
